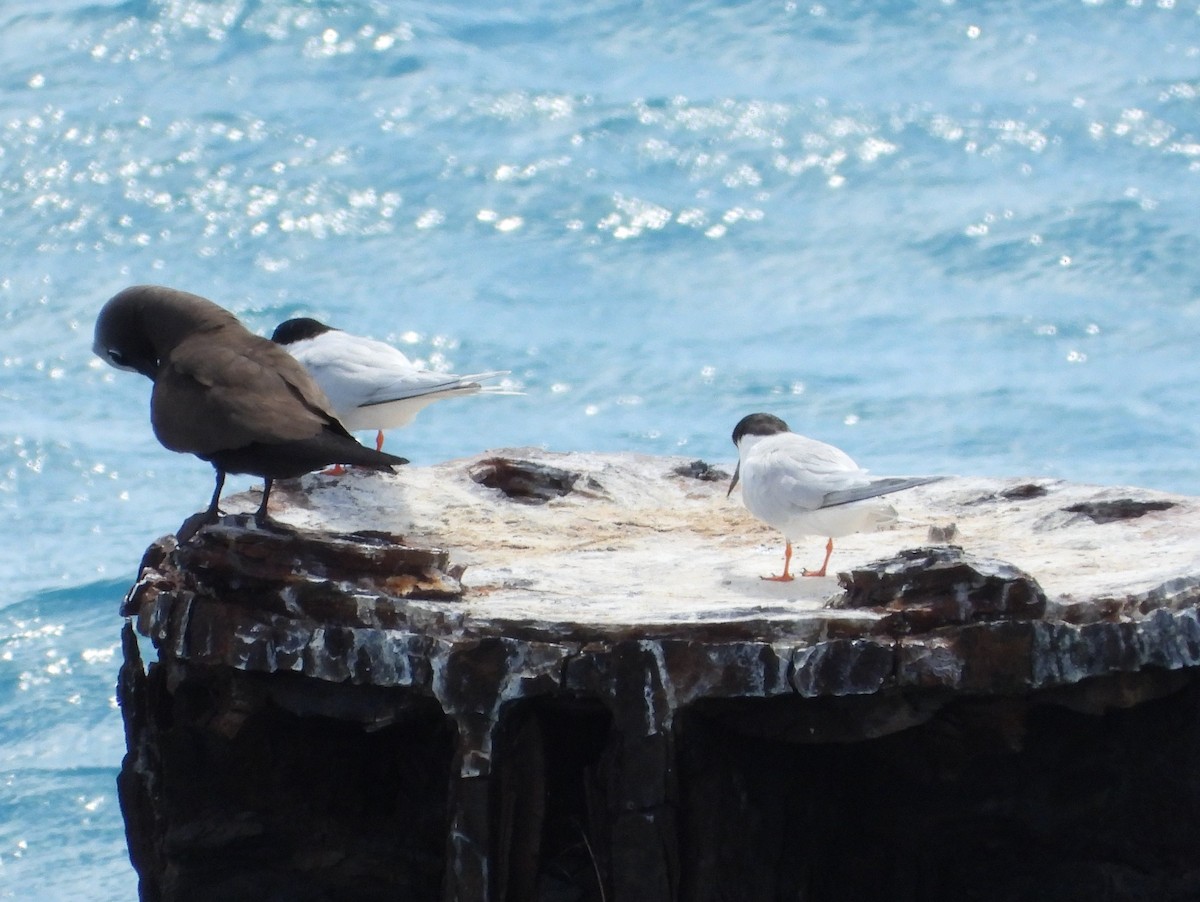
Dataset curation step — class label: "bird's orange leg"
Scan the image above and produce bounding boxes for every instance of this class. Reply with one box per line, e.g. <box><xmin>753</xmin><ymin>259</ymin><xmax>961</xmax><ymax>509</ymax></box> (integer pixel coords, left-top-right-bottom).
<box><xmin>322</xmin><ymin>463</ymin><xmax>348</xmax><ymax>476</ymax></box>
<box><xmin>802</xmin><ymin>538</ymin><xmax>835</xmax><ymax>578</ymax></box>
<box><xmin>375</xmin><ymin>430</ymin><xmax>385</xmax><ymax>452</ymax></box>
<box><xmin>761</xmin><ymin>541</ymin><xmax>795</xmax><ymax>582</ymax></box>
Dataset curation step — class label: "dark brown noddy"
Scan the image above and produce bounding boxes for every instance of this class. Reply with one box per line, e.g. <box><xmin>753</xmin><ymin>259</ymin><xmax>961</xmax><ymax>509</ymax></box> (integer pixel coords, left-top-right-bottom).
<box><xmin>93</xmin><ymin>285</ymin><xmax>408</xmax><ymax>537</ymax></box>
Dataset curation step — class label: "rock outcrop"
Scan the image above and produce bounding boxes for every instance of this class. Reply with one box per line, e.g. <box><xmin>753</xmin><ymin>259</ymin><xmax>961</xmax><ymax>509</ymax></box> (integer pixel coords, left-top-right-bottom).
<box><xmin>116</xmin><ymin>450</ymin><xmax>1200</xmax><ymax>901</ymax></box>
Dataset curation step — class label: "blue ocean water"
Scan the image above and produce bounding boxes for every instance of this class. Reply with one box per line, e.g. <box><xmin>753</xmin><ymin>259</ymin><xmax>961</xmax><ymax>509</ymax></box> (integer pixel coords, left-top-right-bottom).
<box><xmin>3</xmin><ymin>0</ymin><xmax>1200</xmax><ymax>896</ymax></box>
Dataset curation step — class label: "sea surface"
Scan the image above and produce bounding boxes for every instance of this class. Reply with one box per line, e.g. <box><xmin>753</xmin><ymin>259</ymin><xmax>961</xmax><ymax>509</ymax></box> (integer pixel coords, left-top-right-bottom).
<box><xmin>3</xmin><ymin>0</ymin><xmax>1200</xmax><ymax>896</ymax></box>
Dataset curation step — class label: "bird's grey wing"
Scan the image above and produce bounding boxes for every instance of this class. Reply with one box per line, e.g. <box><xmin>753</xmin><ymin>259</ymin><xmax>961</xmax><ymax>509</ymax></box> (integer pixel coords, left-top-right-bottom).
<box><xmin>153</xmin><ymin>334</ymin><xmax>340</xmax><ymax>454</ymax></box>
<box><xmin>360</xmin><ymin>370</ymin><xmax>516</xmax><ymax>407</ymax></box>
<box><xmin>819</xmin><ymin>475</ymin><xmax>944</xmax><ymax>508</ymax></box>
<box><xmin>359</xmin><ymin>371</ymin><xmax>475</xmax><ymax>405</ymax></box>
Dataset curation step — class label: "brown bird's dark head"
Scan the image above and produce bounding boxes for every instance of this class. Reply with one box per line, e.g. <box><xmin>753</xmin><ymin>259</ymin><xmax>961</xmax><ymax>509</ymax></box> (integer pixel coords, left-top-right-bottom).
<box><xmin>93</xmin><ymin>285</ymin><xmax>243</xmax><ymax>380</ymax></box>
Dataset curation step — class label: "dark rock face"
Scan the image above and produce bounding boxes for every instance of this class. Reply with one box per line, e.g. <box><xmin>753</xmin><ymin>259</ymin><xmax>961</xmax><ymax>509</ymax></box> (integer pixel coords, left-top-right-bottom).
<box><xmin>832</xmin><ymin>545</ymin><xmax>1048</xmax><ymax>629</ymax></box>
<box><xmin>116</xmin><ymin>521</ymin><xmax>1200</xmax><ymax>901</ymax></box>
<box><xmin>468</xmin><ymin>457</ymin><xmax>602</xmax><ymax>504</ymax></box>
<box><xmin>670</xmin><ymin>459</ymin><xmax>730</xmax><ymax>482</ymax></box>
<box><xmin>680</xmin><ymin>684</ymin><xmax>1200</xmax><ymax>902</ymax></box>
<box><xmin>1000</xmin><ymin>482</ymin><xmax>1051</xmax><ymax>500</ymax></box>
<box><xmin>1063</xmin><ymin>498</ymin><xmax>1177</xmax><ymax>524</ymax></box>
<box><xmin>118</xmin><ymin>625</ymin><xmax>454</xmax><ymax>902</ymax></box>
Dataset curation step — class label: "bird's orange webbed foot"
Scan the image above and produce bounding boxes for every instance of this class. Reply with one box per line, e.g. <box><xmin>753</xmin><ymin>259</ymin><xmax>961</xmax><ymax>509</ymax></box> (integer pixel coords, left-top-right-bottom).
<box><xmin>322</xmin><ymin>463</ymin><xmax>349</xmax><ymax>476</ymax></box>
<box><xmin>758</xmin><ymin>541</ymin><xmax>795</xmax><ymax>581</ymax></box>
<box><xmin>800</xmin><ymin>538</ymin><xmax>836</xmax><ymax>578</ymax></box>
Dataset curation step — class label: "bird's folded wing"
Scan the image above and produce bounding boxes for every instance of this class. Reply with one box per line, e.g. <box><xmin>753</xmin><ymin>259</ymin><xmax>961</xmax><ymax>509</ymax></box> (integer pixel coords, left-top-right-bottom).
<box><xmin>819</xmin><ymin>475</ymin><xmax>944</xmax><ymax>508</ymax></box>
<box><xmin>360</xmin><ymin>370</ymin><xmax>511</xmax><ymax>406</ymax></box>
<box><xmin>154</xmin><ymin>338</ymin><xmax>337</xmax><ymax>454</ymax></box>
<box><xmin>754</xmin><ymin>442</ymin><xmax>858</xmax><ymax>512</ymax></box>
<box><xmin>292</xmin><ymin>332</ymin><xmax>417</xmax><ymax>377</ymax></box>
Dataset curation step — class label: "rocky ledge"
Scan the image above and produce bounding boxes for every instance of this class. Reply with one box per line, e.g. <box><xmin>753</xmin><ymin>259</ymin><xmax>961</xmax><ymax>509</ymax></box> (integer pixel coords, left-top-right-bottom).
<box><xmin>116</xmin><ymin>450</ymin><xmax>1200</xmax><ymax>902</ymax></box>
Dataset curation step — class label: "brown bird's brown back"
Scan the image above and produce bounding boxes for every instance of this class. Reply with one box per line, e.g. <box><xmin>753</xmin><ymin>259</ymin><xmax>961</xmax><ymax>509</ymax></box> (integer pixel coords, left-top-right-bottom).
<box><xmin>152</xmin><ymin>324</ymin><xmax>348</xmax><ymax>455</ymax></box>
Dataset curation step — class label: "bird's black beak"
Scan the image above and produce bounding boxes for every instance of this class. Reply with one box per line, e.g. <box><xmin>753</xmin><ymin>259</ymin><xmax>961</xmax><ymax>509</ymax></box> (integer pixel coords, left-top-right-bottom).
<box><xmin>726</xmin><ymin>462</ymin><xmax>740</xmax><ymax>497</ymax></box>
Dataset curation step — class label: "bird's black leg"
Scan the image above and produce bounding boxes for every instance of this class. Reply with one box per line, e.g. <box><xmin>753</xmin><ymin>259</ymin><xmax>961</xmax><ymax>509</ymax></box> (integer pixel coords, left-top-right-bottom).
<box><xmin>177</xmin><ymin>468</ymin><xmax>226</xmax><ymax>543</ymax></box>
<box><xmin>253</xmin><ymin>478</ymin><xmax>273</xmax><ymax>528</ymax></box>
<box><xmin>251</xmin><ymin>479</ymin><xmax>292</xmax><ymax>533</ymax></box>
<box><xmin>206</xmin><ymin>468</ymin><xmax>227</xmax><ymax>523</ymax></box>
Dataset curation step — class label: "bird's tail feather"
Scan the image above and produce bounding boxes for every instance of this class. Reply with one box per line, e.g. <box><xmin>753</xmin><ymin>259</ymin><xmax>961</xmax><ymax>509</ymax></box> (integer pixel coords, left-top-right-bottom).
<box><xmin>208</xmin><ymin>435</ymin><xmax>407</xmax><ymax>479</ymax></box>
<box><xmin>360</xmin><ymin>371</ymin><xmax>519</xmax><ymax>407</ymax></box>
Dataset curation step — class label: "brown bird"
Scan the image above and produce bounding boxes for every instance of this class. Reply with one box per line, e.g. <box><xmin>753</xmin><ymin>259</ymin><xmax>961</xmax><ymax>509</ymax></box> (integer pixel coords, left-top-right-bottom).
<box><xmin>93</xmin><ymin>285</ymin><xmax>408</xmax><ymax>535</ymax></box>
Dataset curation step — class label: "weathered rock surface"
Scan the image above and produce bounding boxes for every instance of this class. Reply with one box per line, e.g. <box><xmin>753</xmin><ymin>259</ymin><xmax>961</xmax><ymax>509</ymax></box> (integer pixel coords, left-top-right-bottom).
<box><xmin>115</xmin><ymin>450</ymin><xmax>1200</xmax><ymax>901</ymax></box>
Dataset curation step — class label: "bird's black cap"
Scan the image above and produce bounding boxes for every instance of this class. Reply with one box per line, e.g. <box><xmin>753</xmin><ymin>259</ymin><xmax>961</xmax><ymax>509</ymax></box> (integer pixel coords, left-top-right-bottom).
<box><xmin>731</xmin><ymin>412</ymin><xmax>790</xmax><ymax>446</ymax></box>
<box><xmin>271</xmin><ymin>317</ymin><xmax>337</xmax><ymax>346</ymax></box>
